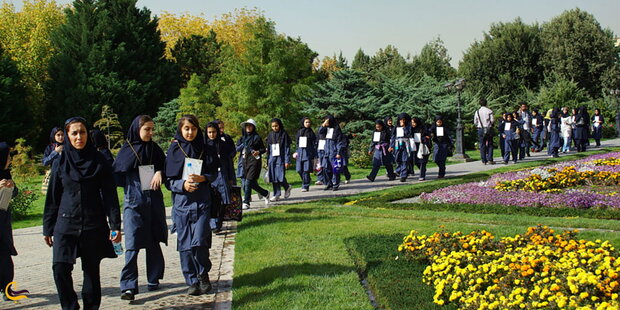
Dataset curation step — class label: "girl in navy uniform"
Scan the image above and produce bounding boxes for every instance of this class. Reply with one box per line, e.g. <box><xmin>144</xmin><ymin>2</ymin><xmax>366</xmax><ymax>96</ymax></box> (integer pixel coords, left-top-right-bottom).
<box><xmin>266</xmin><ymin>118</ymin><xmax>292</xmax><ymax>201</ymax></box>
<box><xmin>389</xmin><ymin>113</ymin><xmax>412</xmax><ymax>182</ymax></box>
<box><xmin>90</xmin><ymin>129</ymin><xmax>114</xmax><ymax>165</ymax></box>
<box><xmin>531</xmin><ymin>109</ymin><xmax>544</xmax><ymax>152</ymax></box>
<box><xmin>314</xmin><ymin>121</ymin><xmax>326</xmax><ymax>187</ymax></box>
<box><xmin>514</xmin><ymin>111</ymin><xmax>528</xmax><ymax>160</ymax></box>
<box><xmin>43</xmin><ymin>117</ymin><xmax>122</xmax><ymax>310</ymax></box>
<box><xmin>498</xmin><ymin>113</ymin><xmax>507</xmax><ymax>158</ymax></box>
<box><xmin>206</xmin><ymin>121</ymin><xmax>235</xmax><ymax>232</ymax></box>
<box><xmin>317</xmin><ymin>115</ymin><xmax>346</xmax><ymax>191</ymax></box>
<box><xmin>430</xmin><ymin>116</ymin><xmax>452</xmax><ymax>179</ymax></box>
<box><xmin>0</xmin><ymin>142</ymin><xmax>19</xmax><ymax>301</ymax></box>
<box><xmin>215</xmin><ymin>120</ymin><xmax>237</xmax><ymax>187</ymax></box>
<box><xmin>411</xmin><ymin>117</ymin><xmax>431</xmax><ymax>181</ymax></box>
<box><xmin>591</xmin><ymin>108</ymin><xmax>604</xmax><ymax>147</ymax></box>
<box><xmin>548</xmin><ymin>108</ymin><xmax>562</xmax><ymax>157</ymax></box>
<box><xmin>113</xmin><ymin>115</ymin><xmax>168</xmax><ymax>300</ymax></box>
<box><xmin>573</xmin><ymin>106</ymin><xmax>590</xmax><ymax>152</ymax></box>
<box><xmin>237</xmin><ymin>119</ymin><xmax>269</xmax><ymax>209</ymax></box>
<box><xmin>501</xmin><ymin>113</ymin><xmax>520</xmax><ymax>164</ymax></box>
<box><xmin>43</xmin><ymin>127</ymin><xmax>65</xmax><ymax>166</ymax></box>
<box><xmin>165</xmin><ymin>115</ymin><xmax>219</xmax><ymax>296</ymax></box>
<box><xmin>366</xmin><ymin>119</ymin><xmax>396</xmax><ymax>182</ymax></box>
<box><xmin>294</xmin><ymin>117</ymin><xmax>317</xmax><ymax>191</ymax></box>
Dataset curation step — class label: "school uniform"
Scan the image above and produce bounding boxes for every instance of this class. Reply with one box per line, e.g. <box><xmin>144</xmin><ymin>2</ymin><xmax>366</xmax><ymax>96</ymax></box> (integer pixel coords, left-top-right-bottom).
<box><xmin>591</xmin><ymin>114</ymin><xmax>604</xmax><ymax>146</ymax></box>
<box><xmin>367</xmin><ymin>122</ymin><xmax>395</xmax><ymax>181</ymax></box>
<box><xmin>430</xmin><ymin>123</ymin><xmax>452</xmax><ymax>178</ymax></box>
<box><xmin>573</xmin><ymin>109</ymin><xmax>590</xmax><ymax>152</ymax></box>
<box><xmin>517</xmin><ymin>110</ymin><xmax>532</xmax><ymax>157</ymax></box>
<box><xmin>43</xmin><ymin>118</ymin><xmax>121</xmax><ymax>310</ymax></box>
<box><xmin>390</xmin><ymin>113</ymin><xmax>413</xmax><ymax>181</ymax></box>
<box><xmin>317</xmin><ymin>116</ymin><xmax>346</xmax><ymax>190</ymax></box>
<box><xmin>411</xmin><ymin>123</ymin><xmax>431</xmax><ymax>179</ymax></box>
<box><xmin>113</xmin><ymin>116</ymin><xmax>168</xmax><ymax>296</ymax></box>
<box><xmin>91</xmin><ymin>129</ymin><xmax>114</xmax><ymax>165</ymax></box>
<box><xmin>295</xmin><ymin>118</ymin><xmax>317</xmax><ymax>190</ymax></box>
<box><xmin>207</xmin><ymin>128</ymin><xmax>236</xmax><ymax>230</ymax></box>
<box><xmin>501</xmin><ymin>120</ymin><xmax>520</xmax><ymax>163</ymax></box>
<box><xmin>341</xmin><ymin>135</ymin><xmax>352</xmax><ymax>182</ymax></box>
<box><xmin>266</xmin><ymin>118</ymin><xmax>292</xmax><ymax>198</ymax></box>
<box><xmin>43</xmin><ymin>127</ymin><xmax>63</xmax><ymax>166</ymax></box>
<box><xmin>498</xmin><ymin>118</ymin><xmax>506</xmax><ymax>158</ymax></box>
<box><xmin>531</xmin><ymin>114</ymin><xmax>544</xmax><ymax>152</ymax></box>
<box><xmin>560</xmin><ymin>114</ymin><xmax>573</xmax><ymax>152</ymax></box>
<box><xmin>0</xmin><ymin>143</ymin><xmax>18</xmax><ymax>298</ymax></box>
<box><xmin>237</xmin><ymin>120</ymin><xmax>269</xmax><ymax>204</ymax></box>
<box><xmin>165</xmin><ymin>124</ymin><xmax>219</xmax><ymax>290</ymax></box>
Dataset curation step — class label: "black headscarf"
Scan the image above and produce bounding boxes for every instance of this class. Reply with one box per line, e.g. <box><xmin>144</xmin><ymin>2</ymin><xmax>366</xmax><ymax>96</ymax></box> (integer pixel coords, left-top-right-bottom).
<box><xmin>44</xmin><ymin>127</ymin><xmax>63</xmax><ymax>158</ymax></box>
<box><xmin>296</xmin><ymin>117</ymin><xmax>316</xmax><ymax>141</ymax></box>
<box><xmin>411</xmin><ymin>117</ymin><xmax>425</xmax><ymax>133</ymax></box>
<box><xmin>113</xmin><ymin>116</ymin><xmax>166</xmax><ymax>174</ymax></box>
<box><xmin>165</xmin><ymin>118</ymin><xmax>206</xmax><ymax>179</ymax></box>
<box><xmin>384</xmin><ymin>116</ymin><xmax>394</xmax><ymax>129</ymax></box>
<box><xmin>205</xmin><ymin>121</ymin><xmax>223</xmax><ymax>155</ymax></box>
<box><xmin>90</xmin><ymin>129</ymin><xmax>108</xmax><ymax>149</ymax></box>
<box><xmin>319</xmin><ymin>115</ymin><xmax>344</xmax><ymax>142</ymax></box>
<box><xmin>374</xmin><ymin>119</ymin><xmax>390</xmax><ymax>143</ymax></box>
<box><xmin>0</xmin><ymin>142</ymin><xmax>11</xmax><ymax>180</ymax></box>
<box><xmin>430</xmin><ymin>116</ymin><xmax>450</xmax><ymax>143</ymax></box>
<box><xmin>59</xmin><ymin>117</ymin><xmax>104</xmax><ymax>182</ymax></box>
<box><xmin>561</xmin><ymin>109</ymin><xmax>570</xmax><ymax>118</ymax></box>
<box><xmin>266</xmin><ymin>118</ymin><xmax>291</xmax><ymax>151</ymax></box>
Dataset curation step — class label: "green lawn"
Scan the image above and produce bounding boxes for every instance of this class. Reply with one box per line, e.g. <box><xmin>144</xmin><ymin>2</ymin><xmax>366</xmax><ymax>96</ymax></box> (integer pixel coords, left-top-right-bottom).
<box><xmin>233</xmin><ymin>147</ymin><xmax>620</xmax><ymax>310</ymax></box>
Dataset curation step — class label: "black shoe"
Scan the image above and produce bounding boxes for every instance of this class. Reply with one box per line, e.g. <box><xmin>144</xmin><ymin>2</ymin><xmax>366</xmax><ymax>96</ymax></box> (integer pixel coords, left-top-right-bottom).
<box><xmin>199</xmin><ymin>275</ymin><xmax>212</xmax><ymax>294</ymax></box>
<box><xmin>489</xmin><ymin>161</ymin><xmax>496</xmax><ymax>165</ymax></box>
<box><xmin>388</xmin><ymin>176</ymin><xmax>396</xmax><ymax>181</ymax></box>
<box><xmin>187</xmin><ymin>283</ymin><xmax>201</xmax><ymax>296</ymax></box>
<box><xmin>121</xmin><ymin>290</ymin><xmax>135</xmax><ymax>300</ymax></box>
<box><xmin>147</xmin><ymin>283</ymin><xmax>160</xmax><ymax>291</ymax></box>
<box><xmin>400</xmin><ymin>177</ymin><xmax>406</xmax><ymax>182</ymax></box>
<box><xmin>332</xmin><ymin>186</ymin><xmax>339</xmax><ymax>191</ymax></box>
<box><xmin>366</xmin><ymin>175</ymin><xmax>374</xmax><ymax>182</ymax></box>
<box><xmin>504</xmin><ymin>161</ymin><xmax>508</xmax><ymax>164</ymax></box>
<box><xmin>323</xmin><ymin>185</ymin><xmax>333</xmax><ymax>191</ymax></box>
<box><xmin>438</xmin><ymin>175</ymin><xmax>445</xmax><ymax>179</ymax></box>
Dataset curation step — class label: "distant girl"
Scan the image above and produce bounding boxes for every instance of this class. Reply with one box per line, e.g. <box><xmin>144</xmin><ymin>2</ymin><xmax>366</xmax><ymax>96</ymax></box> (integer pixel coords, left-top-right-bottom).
<box><xmin>501</xmin><ymin>113</ymin><xmax>520</xmax><ymax>164</ymax></box>
<box><xmin>165</xmin><ymin>115</ymin><xmax>219</xmax><ymax>296</ymax></box>
<box><xmin>389</xmin><ymin>113</ymin><xmax>412</xmax><ymax>182</ymax></box>
<box><xmin>317</xmin><ymin>115</ymin><xmax>345</xmax><ymax>190</ymax></box>
<box><xmin>205</xmin><ymin>121</ymin><xmax>235</xmax><ymax>232</ymax></box>
<box><xmin>366</xmin><ymin>119</ymin><xmax>395</xmax><ymax>182</ymax></box>
<box><xmin>91</xmin><ymin>129</ymin><xmax>114</xmax><ymax>165</ymax></box>
<box><xmin>266</xmin><ymin>118</ymin><xmax>292</xmax><ymax>201</ymax></box>
<box><xmin>531</xmin><ymin>109</ymin><xmax>544</xmax><ymax>152</ymax></box>
<box><xmin>548</xmin><ymin>108</ymin><xmax>562</xmax><ymax>158</ymax></box>
<box><xmin>591</xmin><ymin>108</ymin><xmax>604</xmax><ymax>147</ymax></box>
<box><xmin>294</xmin><ymin>117</ymin><xmax>317</xmax><ymax>191</ymax></box>
<box><xmin>430</xmin><ymin>116</ymin><xmax>452</xmax><ymax>179</ymax></box>
<box><xmin>411</xmin><ymin>117</ymin><xmax>431</xmax><ymax>181</ymax></box>
<box><xmin>237</xmin><ymin>119</ymin><xmax>269</xmax><ymax>208</ymax></box>
<box><xmin>113</xmin><ymin>115</ymin><xmax>168</xmax><ymax>300</ymax></box>
<box><xmin>573</xmin><ymin>106</ymin><xmax>590</xmax><ymax>152</ymax></box>
<box><xmin>560</xmin><ymin>107</ymin><xmax>572</xmax><ymax>153</ymax></box>
<box><xmin>42</xmin><ymin>127</ymin><xmax>64</xmax><ymax>166</ymax></box>
<box><xmin>0</xmin><ymin>142</ymin><xmax>19</xmax><ymax>300</ymax></box>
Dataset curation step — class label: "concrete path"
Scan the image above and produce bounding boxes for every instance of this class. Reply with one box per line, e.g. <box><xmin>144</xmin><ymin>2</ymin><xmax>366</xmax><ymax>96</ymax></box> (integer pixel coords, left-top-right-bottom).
<box><xmin>5</xmin><ymin>139</ymin><xmax>619</xmax><ymax>309</ymax></box>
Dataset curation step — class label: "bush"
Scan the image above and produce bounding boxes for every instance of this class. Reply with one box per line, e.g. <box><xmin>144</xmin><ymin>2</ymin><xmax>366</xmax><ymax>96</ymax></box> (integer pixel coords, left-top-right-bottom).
<box><xmin>348</xmin><ymin>133</ymin><xmax>372</xmax><ymax>169</ymax></box>
<box><xmin>11</xmin><ymin>138</ymin><xmax>38</xmax><ymax>179</ymax></box>
<box><xmin>9</xmin><ymin>186</ymin><xmax>38</xmax><ymax>220</ymax></box>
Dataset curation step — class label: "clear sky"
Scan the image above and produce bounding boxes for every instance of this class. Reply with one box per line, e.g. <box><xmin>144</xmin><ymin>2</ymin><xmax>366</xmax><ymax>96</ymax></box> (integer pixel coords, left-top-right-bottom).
<box><xmin>9</xmin><ymin>0</ymin><xmax>620</xmax><ymax>67</ymax></box>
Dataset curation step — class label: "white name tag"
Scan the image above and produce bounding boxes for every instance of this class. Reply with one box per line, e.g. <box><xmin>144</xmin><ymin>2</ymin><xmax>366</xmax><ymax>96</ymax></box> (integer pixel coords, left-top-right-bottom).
<box><xmin>182</xmin><ymin>158</ymin><xmax>203</xmax><ymax>181</ymax></box>
<box><xmin>532</xmin><ymin>119</ymin><xmax>538</xmax><ymax>126</ymax></box>
<box><xmin>373</xmin><ymin>132</ymin><xmax>381</xmax><ymax>142</ymax></box>
<box><xmin>505</xmin><ymin>123</ymin><xmax>511</xmax><ymax>131</ymax></box>
<box><xmin>436</xmin><ymin>127</ymin><xmax>444</xmax><ymax>137</ymax></box>
<box><xmin>271</xmin><ymin>144</ymin><xmax>280</xmax><ymax>157</ymax></box>
<box><xmin>318</xmin><ymin>139</ymin><xmax>326</xmax><ymax>151</ymax></box>
<box><xmin>299</xmin><ymin>136</ymin><xmax>307</xmax><ymax>148</ymax></box>
<box><xmin>396</xmin><ymin>127</ymin><xmax>404</xmax><ymax>138</ymax></box>
<box><xmin>138</xmin><ymin>165</ymin><xmax>155</xmax><ymax>191</ymax></box>
<box><xmin>409</xmin><ymin>138</ymin><xmax>417</xmax><ymax>151</ymax></box>
<box><xmin>326</xmin><ymin>128</ymin><xmax>334</xmax><ymax>139</ymax></box>
<box><xmin>414</xmin><ymin>133</ymin><xmax>421</xmax><ymax>143</ymax></box>
<box><xmin>595</xmin><ymin>116</ymin><xmax>600</xmax><ymax>122</ymax></box>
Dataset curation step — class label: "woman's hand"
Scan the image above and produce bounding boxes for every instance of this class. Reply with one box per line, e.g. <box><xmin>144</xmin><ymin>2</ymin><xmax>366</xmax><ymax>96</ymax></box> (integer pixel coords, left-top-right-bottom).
<box><xmin>55</xmin><ymin>145</ymin><xmax>63</xmax><ymax>153</ymax></box>
<box><xmin>188</xmin><ymin>174</ymin><xmax>206</xmax><ymax>184</ymax></box>
<box><xmin>252</xmin><ymin>150</ymin><xmax>260</xmax><ymax>157</ymax></box>
<box><xmin>388</xmin><ymin>147</ymin><xmax>394</xmax><ymax>152</ymax></box>
<box><xmin>322</xmin><ymin>119</ymin><xmax>329</xmax><ymax>127</ymax></box>
<box><xmin>110</xmin><ymin>230</ymin><xmax>122</xmax><ymax>243</ymax></box>
<box><xmin>0</xmin><ymin>179</ymin><xmax>14</xmax><ymax>188</ymax></box>
<box><xmin>44</xmin><ymin>236</ymin><xmax>53</xmax><ymax>247</ymax></box>
<box><xmin>285</xmin><ymin>163</ymin><xmax>290</xmax><ymax>169</ymax></box>
<box><xmin>150</xmin><ymin>171</ymin><xmax>162</xmax><ymax>190</ymax></box>
<box><xmin>336</xmin><ymin>154</ymin><xmax>341</xmax><ymax>159</ymax></box>
<box><xmin>184</xmin><ymin>180</ymin><xmax>199</xmax><ymax>192</ymax></box>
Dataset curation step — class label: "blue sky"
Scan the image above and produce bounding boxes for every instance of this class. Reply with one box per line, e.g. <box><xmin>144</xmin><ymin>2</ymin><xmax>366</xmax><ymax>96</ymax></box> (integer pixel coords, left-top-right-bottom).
<box><xmin>9</xmin><ymin>0</ymin><xmax>620</xmax><ymax>67</ymax></box>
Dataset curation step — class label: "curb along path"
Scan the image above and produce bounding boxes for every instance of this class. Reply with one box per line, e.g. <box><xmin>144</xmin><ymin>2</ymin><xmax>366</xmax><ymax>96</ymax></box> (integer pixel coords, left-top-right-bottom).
<box><xmin>7</xmin><ymin>139</ymin><xmax>619</xmax><ymax>309</ymax></box>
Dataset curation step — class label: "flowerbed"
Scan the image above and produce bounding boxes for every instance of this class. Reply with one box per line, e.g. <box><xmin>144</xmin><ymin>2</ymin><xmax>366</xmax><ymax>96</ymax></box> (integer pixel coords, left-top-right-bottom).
<box><xmin>419</xmin><ymin>152</ymin><xmax>620</xmax><ymax>209</ymax></box>
<box><xmin>398</xmin><ymin>225</ymin><xmax>620</xmax><ymax>309</ymax></box>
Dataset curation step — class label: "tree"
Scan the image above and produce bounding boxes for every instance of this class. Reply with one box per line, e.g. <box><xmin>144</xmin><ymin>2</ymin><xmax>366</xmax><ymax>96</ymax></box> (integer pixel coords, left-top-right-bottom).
<box><xmin>351</xmin><ymin>48</ymin><xmax>371</xmax><ymax>73</ymax></box>
<box><xmin>93</xmin><ymin>105</ymin><xmax>123</xmax><ymax>149</ymax></box>
<box><xmin>540</xmin><ymin>8</ymin><xmax>618</xmax><ymax>98</ymax></box>
<box><xmin>153</xmin><ymin>99</ymin><xmax>180</xmax><ymax>151</ymax></box>
<box><xmin>47</xmin><ymin>0</ymin><xmax>179</xmax><ymax>132</ymax></box>
<box><xmin>0</xmin><ymin>46</ymin><xmax>28</xmax><ymax>144</ymax></box>
<box><xmin>216</xmin><ymin>17</ymin><xmax>318</xmax><ymax>138</ymax></box>
<box><xmin>158</xmin><ymin>8</ymin><xmax>263</xmax><ymax>59</ymax></box>
<box><xmin>458</xmin><ymin>18</ymin><xmax>543</xmax><ymax>104</ymax></box>
<box><xmin>0</xmin><ymin>0</ymin><xmax>65</xmax><ymax>144</ymax></box>
<box><xmin>302</xmin><ymin>69</ymin><xmax>378</xmax><ymax>134</ymax></box>
<box><xmin>536</xmin><ymin>78</ymin><xmax>592</xmax><ymax>112</ymax></box>
<box><xmin>177</xmin><ymin>74</ymin><xmax>219</xmax><ymax>126</ymax></box>
<box><xmin>367</xmin><ymin>45</ymin><xmax>411</xmax><ymax>83</ymax></box>
<box><xmin>410</xmin><ymin>38</ymin><xmax>456</xmax><ymax>81</ymax></box>
<box><xmin>171</xmin><ymin>31</ymin><xmax>222</xmax><ymax>87</ymax></box>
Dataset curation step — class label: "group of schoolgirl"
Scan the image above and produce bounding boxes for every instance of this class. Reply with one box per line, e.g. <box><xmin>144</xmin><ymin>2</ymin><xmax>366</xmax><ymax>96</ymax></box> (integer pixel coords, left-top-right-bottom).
<box><xmin>367</xmin><ymin>113</ymin><xmax>454</xmax><ymax>182</ymax></box>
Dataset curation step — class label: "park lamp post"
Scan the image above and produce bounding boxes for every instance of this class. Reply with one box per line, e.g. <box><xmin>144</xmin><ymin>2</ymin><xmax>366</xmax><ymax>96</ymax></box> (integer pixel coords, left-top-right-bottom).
<box><xmin>444</xmin><ymin>78</ymin><xmax>472</xmax><ymax>162</ymax></box>
<box><xmin>611</xmin><ymin>89</ymin><xmax>620</xmax><ymax>138</ymax></box>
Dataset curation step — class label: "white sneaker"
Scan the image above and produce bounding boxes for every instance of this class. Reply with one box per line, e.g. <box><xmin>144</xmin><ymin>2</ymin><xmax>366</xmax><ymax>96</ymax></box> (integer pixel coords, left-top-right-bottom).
<box><xmin>301</xmin><ymin>188</ymin><xmax>309</xmax><ymax>192</ymax></box>
<box><xmin>315</xmin><ymin>180</ymin><xmax>323</xmax><ymax>185</ymax></box>
<box><xmin>264</xmin><ymin>193</ymin><xmax>270</xmax><ymax>205</ymax></box>
<box><xmin>269</xmin><ymin>196</ymin><xmax>280</xmax><ymax>202</ymax></box>
<box><xmin>284</xmin><ymin>185</ymin><xmax>292</xmax><ymax>198</ymax></box>
<box><xmin>242</xmin><ymin>203</ymin><xmax>250</xmax><ymax>210</ymax></box>
<box><xmin>344</xmin><ymin>180</ymin><xmax>350</xmax><ymax>184</ymax></box>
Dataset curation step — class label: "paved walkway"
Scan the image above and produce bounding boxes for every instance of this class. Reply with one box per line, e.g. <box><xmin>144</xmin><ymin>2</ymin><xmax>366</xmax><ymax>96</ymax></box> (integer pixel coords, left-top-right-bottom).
<box><xmin>5</xmin><ymin>140</ymin><xmax>619</xmax><ymax>309</ymax></box>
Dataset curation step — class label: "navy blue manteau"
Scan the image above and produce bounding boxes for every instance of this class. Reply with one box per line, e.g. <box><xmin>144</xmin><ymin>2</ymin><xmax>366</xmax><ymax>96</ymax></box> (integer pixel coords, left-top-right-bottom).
<box><xmin>266</xmin><ymin>118</ymin><xmax>291</xmax><ymax>184</ymax></box>
<box><xmin>295</xmin><ymin>117</ymin><xmax>317</xmax><ymax>174</ymax></box>
<box><xmin>0</xmin><ymin>142</ymin><xmax>17</xmax><ymax>257</ymax></box>
<box><xmin>43</xmin><ymin>127</ymin><xmax>62</xmax><ymax>166</ymax></box>
<box><xmin>113</xmin><ymin>116</ymin><xmax>168</xmax><ymax>250</ymax></box>
<box><xmin>43</xmin><ymin>118</ymin><xmax>121</xmax><ymax>263</ymax></box>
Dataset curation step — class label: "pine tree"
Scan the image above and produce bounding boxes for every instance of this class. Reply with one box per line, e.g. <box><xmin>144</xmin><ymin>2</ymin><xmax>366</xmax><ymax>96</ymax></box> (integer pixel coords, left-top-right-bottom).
<box><xmin>46</xmin><ymin>0</ymin><xmax>179</xmax><ymax>131</ymax></box>
<box><xmin>0</xmin><ymin>46</ymin><xmax>28</xmax><ymax>144</ymax></box>
<box><xmin>153</xmin><ymin>99</ymin><xmax>180</xmax><ymax>151</ymax></box>
<box><xmin>351</xmin><ymin>48</ymin><xmax>370</xmax><ymax>73</ymax></box>
<box><xmin>93</xmin><ymin>105</ymin><xmax>124</xmax><ymax>149</ymax></box>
